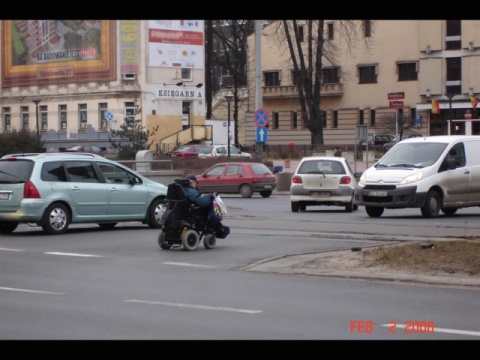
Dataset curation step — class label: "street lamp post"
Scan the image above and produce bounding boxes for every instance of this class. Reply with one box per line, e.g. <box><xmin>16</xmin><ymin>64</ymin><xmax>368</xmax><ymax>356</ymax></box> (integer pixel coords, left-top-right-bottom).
<box><xmin>33</xmin><ymin>99</ymin><xmax>41</xmax><ymax>144</ymax></box>
<box><xmin>224</xmin><ymin>95</ymin><xmax>233</xmax><ymax>158</ymax></box>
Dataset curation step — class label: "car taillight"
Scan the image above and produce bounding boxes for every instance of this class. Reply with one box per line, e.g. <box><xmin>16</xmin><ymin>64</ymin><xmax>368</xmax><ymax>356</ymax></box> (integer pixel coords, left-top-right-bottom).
<box><xmin>340</xmin><ymin>176</ymin><xmax>352</xmax><ymax>185</ymax></box>
<box><xmin>292</xmin><ymin>175</ymin><xmax>302</xmax><ymax>184</ymax></box>
<box><xmin>24</xmin><ymin>180</ymin><xmax>41</xmax><ymax>198</ymax></box>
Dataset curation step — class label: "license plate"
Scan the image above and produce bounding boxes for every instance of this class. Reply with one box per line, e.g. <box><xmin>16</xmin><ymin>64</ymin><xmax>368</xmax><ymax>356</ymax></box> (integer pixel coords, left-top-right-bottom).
<box><xmin>263</xmin><ymin>185</ymin><xmax>272</xmax><ymax>189</ymax></box>
<box><xmin>311</xmin><ymin>191</ymin><xmax>330</xmax><ymax>197</ymax></box>
<box><xmin>0</xmin><ymin>193</ymin><xmax>9</xmax><ymax>200</ymax></box>
<box><xmin>369</xmin><ymin>191</ymin><xmax>388</xmax><ymax>197</ymax></box>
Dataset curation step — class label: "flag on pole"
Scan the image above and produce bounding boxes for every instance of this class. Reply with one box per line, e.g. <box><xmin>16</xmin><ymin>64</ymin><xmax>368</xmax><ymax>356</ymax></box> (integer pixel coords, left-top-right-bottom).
<box><xmin>431</xmin><ymin>99</ymin><xmax>441</xmax><ymax>114</ymax></box>
<box><xmin>470</xmin><ymin>96</ymin><xmax>479</xmax><ymax>109</ymax></box>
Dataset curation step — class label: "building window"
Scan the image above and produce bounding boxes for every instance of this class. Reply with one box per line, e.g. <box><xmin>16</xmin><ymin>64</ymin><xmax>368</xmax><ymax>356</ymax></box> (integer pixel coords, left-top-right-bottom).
<box><xmin>297</xmin><ymin>25</ymin><xmax>304</xmax><ymax>42</ymax></box>
<box><xmin>321</xmin><ymin>67</ymin><xmax>339</xmax><ymax>84</ymax></box>
<box><xmin>182</xmin><ymin>101</ymin><xmax>190</xmax><ymax>129</ymax></box>
<box><xmin>291</xmin><ymin>111</ymin><xmax>297</xmax><ymax>129</ymax></box>
<box><xmin>358</xmin><ymin>65</ymin><xmax>377</xmax><ymax>84</ymax></box>
<box><xmin>264</xmin><ymin>71</ymin><xmax>280</xmax><ymax>86</ymax></box>
<box><xmin>370</xmin><ymin>109</ymin><xmax>376</xmax><ymax>127</ymax></box>
<box><xmin>321</xmin><ymin>110</ymin><xmax>327</xmax><ymax>127</ymax></box>
<box><xmin>333</xmin><ymin>110</ymin><xmax>338</xmax><ymax>128</ymax></box>
<box><xmin>446</xmin><ymin>57</ymin><xmax>461</xmax><ymax>94</ymax></box>
<box><xmin>3</xmin><ymin>107</ymin><xmax>11</xmax><ymax>131</ymax></box>
<box><xmin>40</xmin><ymin>105</ymin><xmax>48</xmax><ymax>131</ymax></box>
<box><xmin>327</xmin><ymin>23</ymin><xmax>334</xmax><ymax>40</ymax></box>
<box><xmin>272</xmin><ymin>112</ymin><xmax>279</xmax><ymax>129</ymax></box>
<box><xmin>181</xmin><ymin>68</ymin><xmax>192</xmax><ymax>81</ymax></box>
<box><xmin>363</xmin><ymin>20</ymin><xmax>372</xmax><ymax>38</ymax></box>
<box><xmin>59</xmin><ymin>104</ymin><xmax>67</xmax><ymax>130</ymax></box>
<box><xmin>79</xmin><ymin>104</ymin><xmax>87</xmax><ymax>130</ymax></box>
<box><xmin>22</xmin><ymin>106</ymin><xmax>29</xmax><ymax>130</ymax></box>
<box><xmin>398</xmin><ymin>62</ymin><xmax>418</xmax><ymax>81</ymax></box>
<box><xmin>445</xmin><ymin>20</ymin><xmax>461</xmax><ymax>50</ymax></box>
<box><xmin>125</xmin><ymin>102</ymin><xmax>136</xmax><ymax>124</ymax></box>
<box><xmin>359</xmin><ymin>109</ymin><xmax>364</xmax><ymax>125</ymax></box>
<box><xmin>292</xmin><ymin>69</ymin><xmax>306</xmax><ymax>85</ymax></box>
<box><xmin>99</xmin><ymin>103</ymin><xmax>108</xmax><ymax>130</ymax></box>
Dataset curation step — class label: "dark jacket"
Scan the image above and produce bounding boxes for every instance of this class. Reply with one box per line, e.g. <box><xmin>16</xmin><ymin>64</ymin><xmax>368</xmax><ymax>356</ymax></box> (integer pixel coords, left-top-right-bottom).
<box><xmin>183</xmin><ymin>185</ymin><xmax>212</xmax><ymax>208</ymax></box>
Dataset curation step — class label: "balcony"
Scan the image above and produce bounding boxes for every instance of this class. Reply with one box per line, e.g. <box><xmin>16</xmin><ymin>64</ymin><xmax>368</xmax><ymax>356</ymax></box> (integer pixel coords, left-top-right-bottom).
<box><xmin>262</xmin><ymin>83</ymin><xmax>344</xmax><ymax>98</ymax></box>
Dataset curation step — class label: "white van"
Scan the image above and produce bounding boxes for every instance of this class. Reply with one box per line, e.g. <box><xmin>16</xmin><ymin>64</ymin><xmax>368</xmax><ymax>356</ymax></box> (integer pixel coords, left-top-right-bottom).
<box><xmin>354</xmin><ymin>135</ymin><xmax>480</xmax><ymax>218</ymax></box>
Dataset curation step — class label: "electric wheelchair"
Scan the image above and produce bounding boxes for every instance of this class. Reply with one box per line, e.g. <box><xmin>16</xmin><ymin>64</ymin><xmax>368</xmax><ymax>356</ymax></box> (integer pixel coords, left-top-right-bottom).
<box><xmin>157</xmin><ymin>178</ymin><xmax>222</xmax><ymax>251</ymax></box>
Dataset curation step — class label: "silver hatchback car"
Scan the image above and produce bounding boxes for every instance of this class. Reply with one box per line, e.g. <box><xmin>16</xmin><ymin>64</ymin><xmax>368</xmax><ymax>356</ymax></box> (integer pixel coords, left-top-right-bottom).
<box><xmin>0</xmin><ymin>153</ymin><xmax>168</xmax><ymax>234</ymax></box>
<box><xmin>290</xmin><ymin>156</ymin><xmax>360</xmax><ymax>212</ymax></box>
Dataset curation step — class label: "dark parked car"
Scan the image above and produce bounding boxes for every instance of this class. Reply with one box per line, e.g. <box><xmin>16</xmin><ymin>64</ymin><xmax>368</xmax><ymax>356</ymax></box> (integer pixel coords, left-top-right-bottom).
<box><xmin>167</xmin><ymin>144</ymin><xmax>210</xmax><ymax>159</ymax></box>
<box><xmin>195</xmin><ymin>161</ymin><xmax>277</xmax><ymax>198</ymax></box>
<box><xmin>64</xmin><ymin>145</ymin><xmax>116</xmax><ymax>159</ymax></box>
<box><xmin>383</xmin><ymin>133</ymin><xmax>424</xmax><ymax>152</ymax></box>
<box><xmin>358</xmin><ymin>134</ymin><xmax>395</xmax><ymax>150</ymax></box>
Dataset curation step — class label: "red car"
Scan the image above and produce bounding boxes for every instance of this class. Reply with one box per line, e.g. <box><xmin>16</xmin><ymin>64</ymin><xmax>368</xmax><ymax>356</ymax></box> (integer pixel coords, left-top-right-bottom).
<box><xmin>167</xmin><ymin>144</ymin><xmax>210</xmax><ymax>159</ymax></box>
<box><xmin>196</xmin><ymin>162</ymin><xmax>277</xmax><ymax>198</ymax></box>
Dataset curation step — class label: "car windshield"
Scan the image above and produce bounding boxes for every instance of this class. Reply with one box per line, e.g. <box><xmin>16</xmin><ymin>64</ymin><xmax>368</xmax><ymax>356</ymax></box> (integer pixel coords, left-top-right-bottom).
<box><xmin>376</xmin><ymin>142</ymin><xmax>447</xmax><ymax>168</ymax></box>
<box><xmin>198</xmin><ymin>147</ymin><xmax>213</xmax><ymax>154</ymax></box>
<box><xmin>298</xmin><ymin>160</ymin><xmax>345</xmax><ymax>174</ymax></box>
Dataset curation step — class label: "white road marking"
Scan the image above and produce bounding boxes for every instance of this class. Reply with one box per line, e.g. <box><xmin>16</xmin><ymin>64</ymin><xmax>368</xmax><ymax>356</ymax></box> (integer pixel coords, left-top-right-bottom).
<box><xmin>0</xmin><ymin>286</ymin><xmax>64</xmax><ymax>295</ymax></box>
<box><xmin>381</xmin><ymin>324</ymin><xmax>480</xmax><ymax>337</ymax></box>
<box><xmin>0</xmin><ymin>247</ymin><xmax>23</xmax><ymax>252</ymax></box>
<box><xmin>125</xmin><ymin>299</ymin><xmax>262</xmax><ymax>314</ymax></box>
<box><xmin>44</xmin><ymin>252</ymin><xmax>102</xmax><ymax>257</ymax></box>
<box><xmin>163</xmin><ymin>261</ymin><xmax>215</xmax><ymax>268</ymax></box>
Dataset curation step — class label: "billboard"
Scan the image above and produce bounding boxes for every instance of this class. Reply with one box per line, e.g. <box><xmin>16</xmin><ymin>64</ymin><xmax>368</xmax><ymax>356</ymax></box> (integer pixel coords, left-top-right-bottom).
<box><xmin>148</xmin><ymin>20</ymin><xmax>204</xmax><ymax>69</ymax></box>
<box><xmin>2</xmin><ymin>20</ymin><xmax>116</xmax><ymax>87</ymax></box>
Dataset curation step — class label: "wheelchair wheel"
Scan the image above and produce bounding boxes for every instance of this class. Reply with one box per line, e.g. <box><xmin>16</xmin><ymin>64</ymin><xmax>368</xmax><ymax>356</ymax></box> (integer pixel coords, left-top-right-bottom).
<box><xmin>182</xmin><ymin>229</ymin><xmax>199</xmax><ymax>251</ymax></box>
<box><xmin>203</xmin><ymin>233</ymin><xmax>216</xmax><ymax>249</ymax></box>
<box><xmin>158</xmin><ymin>230</ymin><xmax>172</xmax><ymax>250</ymax></box>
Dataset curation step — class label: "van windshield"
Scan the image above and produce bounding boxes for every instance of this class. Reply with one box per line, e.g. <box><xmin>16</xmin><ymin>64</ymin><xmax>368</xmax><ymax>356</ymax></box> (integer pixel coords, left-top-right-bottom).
<box><xmin>376</xmin><ymin>142</ymin><xmax>448</xmax><ymax>168</ymax></box>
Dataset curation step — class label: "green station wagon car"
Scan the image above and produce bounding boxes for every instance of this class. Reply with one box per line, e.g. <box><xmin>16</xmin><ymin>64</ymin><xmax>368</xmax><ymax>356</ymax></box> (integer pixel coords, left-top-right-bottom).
<box><xmin>0</xmin><ymin>153</ymin><xmax>168</xmax><ymax>235</ymax></box>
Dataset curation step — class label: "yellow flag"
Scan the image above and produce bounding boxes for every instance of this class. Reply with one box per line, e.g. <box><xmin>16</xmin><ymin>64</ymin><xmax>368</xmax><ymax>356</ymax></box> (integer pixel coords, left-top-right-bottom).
<box><xmin>431</xmin><ymin>99</ymin><xmax>440</xmax><ymax>114</ymax></box>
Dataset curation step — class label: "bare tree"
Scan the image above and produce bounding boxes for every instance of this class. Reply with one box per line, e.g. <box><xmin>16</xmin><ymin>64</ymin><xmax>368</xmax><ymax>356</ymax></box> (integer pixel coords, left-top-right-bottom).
<box><xmin>267</xmin><ymin>20</ymin><xmax>373</xmax><ymax>148</ymax></box>
<box><xmin>375</xmin><ymin>113</ymin><xmax>419</xmax><ymax>140</ymax></box>
<box><xmin>211</xmin><ymin>20</ymin><xmax>255</xmax><ymax>147</ymax></box>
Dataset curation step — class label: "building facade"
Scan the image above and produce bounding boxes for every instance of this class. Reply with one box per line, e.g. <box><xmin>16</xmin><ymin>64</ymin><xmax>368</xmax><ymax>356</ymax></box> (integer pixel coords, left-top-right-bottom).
<box><xmin>0</xmin><ymin>20</ymin><xmax>207</xmax><ymax>154</ymax></box>
<box><xmin>242</xmin><ymin>20</ymin><xmax>480</xmax><ymax>150</ymax></box>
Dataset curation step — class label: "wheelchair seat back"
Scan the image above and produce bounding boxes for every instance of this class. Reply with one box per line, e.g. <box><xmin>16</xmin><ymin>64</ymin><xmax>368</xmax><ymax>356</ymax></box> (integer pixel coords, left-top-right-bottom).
<box><xmin>166</xmin><ymin>181</ymin><xmax>192</xmax><ymax>220</ymax></box>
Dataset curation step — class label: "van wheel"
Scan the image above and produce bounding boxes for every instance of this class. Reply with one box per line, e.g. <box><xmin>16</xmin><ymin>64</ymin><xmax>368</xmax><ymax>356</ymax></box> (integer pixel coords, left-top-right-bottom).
<box><xmin>42</xmin><ymin>203</ymin><xmax>70</xmax><ymax>235</ymax></box>
<box><xmin>365</xmin><ymin>206</ymin><xmax>384</xmax><ymax>217</ymax></box>
<box><xmin>441</xmin><ymin>207</ymin><xmax>458</xmax><ymax>216</ymax></box>
<box><xmin>421</xmin><ymin>190</ymin><xmax>441</xmax><ymax>218</ymax></box>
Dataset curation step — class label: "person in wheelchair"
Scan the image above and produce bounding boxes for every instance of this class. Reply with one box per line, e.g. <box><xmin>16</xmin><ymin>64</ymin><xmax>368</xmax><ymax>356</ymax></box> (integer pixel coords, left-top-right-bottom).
<box><xmin>183</xmin><ymin>174</ymin><xmax>214</xmax><ymax>219</ymax></box>
<box><xmin>183</xmin><ymin>174</ymin><xmax>229</xmax><ymax>238</ymax></box>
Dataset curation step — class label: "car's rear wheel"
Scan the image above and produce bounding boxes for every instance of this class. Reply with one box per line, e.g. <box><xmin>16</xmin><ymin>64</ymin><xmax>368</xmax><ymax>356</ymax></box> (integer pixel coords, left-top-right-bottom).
<box><xmin>203</xmin><ymin>233</ymin><xmax>216</xmax><ymax>249</ymax></box>
<box><xmin>260</xmin><ymin>190</ymin><xmax>272</xmax><ymax>198</ymax></box>
<box><xmin>148</xmin><ymin>198</ymin><xmax>167</xmax><ymax>228</ymax></box>
<box><xmin>299</xmin><ymin>204</ymin><xmax>307</xmax><ymax>212</ymax></box>
<box><xmin>182</xmin><ymin>229</ymin><xmax>199</xmax><ymax>251</ymax></box>
<box><xmin>345</xmin><ymin>196</ymin><xmax>355</xmax><ymax>212</ymax></box>
<box><xmin>41</xmin><ymin>203</ymin><xmax>70</xmax><ymax>235</ymax></box>
<box><xmin>239</xmin><ymin>184</ymin><xmax>253</xmax><ymax>198</ymax></box>
<box><xmin>291</xmin><ymin>201</ymin><xmax>300</xmax><ymax>212</ymax></box>
<box><xmin>0</xmin><ymin>221</ymin><xmax>18</xmax><ymax>234</ymax></box>
<box><xmin>365</xmin><ymin>206</ymin><xmax>384</xmax><ymax>218</ymax></box>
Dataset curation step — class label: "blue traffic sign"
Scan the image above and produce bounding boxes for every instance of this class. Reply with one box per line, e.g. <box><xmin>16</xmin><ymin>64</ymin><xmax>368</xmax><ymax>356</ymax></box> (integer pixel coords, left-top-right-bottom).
<box><xmin>256</xmin><ymin>127</ymin><xmax>268</xmax><ymax>142</ymax></box>
<box><xmin>105</xmin><ymin>111</ymin><xmax>114</xmax><ymax>122</ymax></box>
<box><xmin>254</xmin><ymin>108</ymin><xmax>269</xmax><ymax>128</ymax></box>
